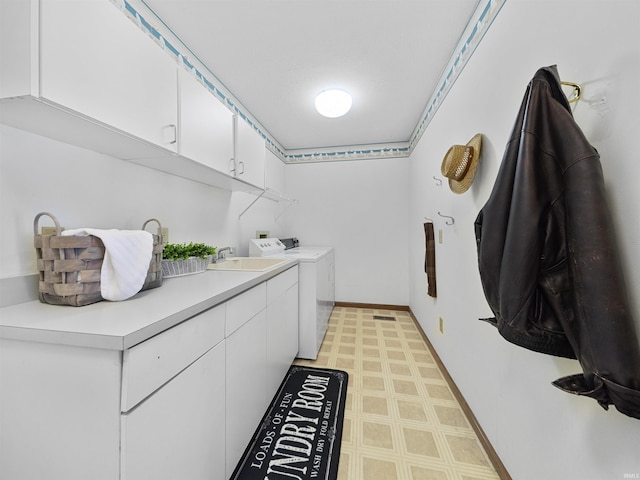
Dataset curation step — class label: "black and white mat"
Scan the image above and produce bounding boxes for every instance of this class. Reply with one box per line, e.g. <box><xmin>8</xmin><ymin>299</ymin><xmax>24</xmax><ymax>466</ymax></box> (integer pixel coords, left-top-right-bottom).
<box><xmin>230</xmin><ymin>365</ymin><xmax>349</xmax><ymax>480</ymax></box>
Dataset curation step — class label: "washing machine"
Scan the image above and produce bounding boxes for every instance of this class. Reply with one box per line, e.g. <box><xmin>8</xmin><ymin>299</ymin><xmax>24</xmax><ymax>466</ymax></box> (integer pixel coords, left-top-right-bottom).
<box><xmin>249</xmin><ymin>238</ymin><xmax>335</xmax><ymax>359</ymax></box>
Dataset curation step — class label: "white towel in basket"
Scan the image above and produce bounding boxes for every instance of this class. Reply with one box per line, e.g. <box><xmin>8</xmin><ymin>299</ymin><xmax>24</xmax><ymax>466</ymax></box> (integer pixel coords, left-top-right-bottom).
<box><xmin>62</xmin><ymin>228</ymin><xmax>153</xmax><ymax>301</ymax></box>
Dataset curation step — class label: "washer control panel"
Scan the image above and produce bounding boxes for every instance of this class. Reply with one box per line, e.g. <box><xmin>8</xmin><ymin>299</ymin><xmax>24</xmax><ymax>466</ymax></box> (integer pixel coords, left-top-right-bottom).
<box><xmin>249</xmin><ymin>238</ymin><xmax>286</xmax><ymax>257</ymax></box>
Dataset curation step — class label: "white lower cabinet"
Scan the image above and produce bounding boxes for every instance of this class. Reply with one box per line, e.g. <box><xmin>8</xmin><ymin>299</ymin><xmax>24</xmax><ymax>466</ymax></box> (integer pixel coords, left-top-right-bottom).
<box><xmin>225</xmin><ymin>309</ymin><xmax>268</xmax><ymax>476</ymax></box>
<box><xmin>224</xmin><ymin>265</ymin><xmax>299</xmax><ymax>476</ymax></box>
<box><xmin>121</xmin><ymin>342</ymin><xmax>226</xmax><ymax>480</ymax></box>
<box><xmin>266</xmin><ymin>266</ymin><xmax>299</xmax><ymax>397</ymax></box>
<box><xmin>119</xmin><ymin>303</ymin><xmax>226</xmax><ymax>480</ymax></box>
<box><xmin>0</xmin><ymin>340</ymin><xmax>122</xmax><ymax>480</ymax></box>
<box><xmin>0</xmin><ymin>267</ymin><xmax>299</xmax><ymax>480</ymax></box>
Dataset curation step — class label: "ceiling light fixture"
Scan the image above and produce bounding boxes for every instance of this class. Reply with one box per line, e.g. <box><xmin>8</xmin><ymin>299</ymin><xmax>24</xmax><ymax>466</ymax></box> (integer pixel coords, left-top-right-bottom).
<box><xmin>314</xmin><ymin>89</ymin><xmax>352</xmax><ymax>118</ymax></box>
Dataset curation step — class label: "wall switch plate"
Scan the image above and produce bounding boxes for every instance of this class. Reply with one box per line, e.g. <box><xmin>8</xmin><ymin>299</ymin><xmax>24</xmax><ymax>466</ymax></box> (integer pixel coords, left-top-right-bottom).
<box><xmin>438</xmin><ymin>316</ymin><xmax>444</xmax><ymax>334</ymax></box>
<box><xmin>256</xmin><ymin>230</ymin><xmax>270</xmax><ymax>239</ymax></box>
<box><xmin>438</xmin><ymin>229</ymin><xmax>443</xmax><ymax>244</ymax></box>
<box><xmin>161</xmin><ymin>227</ymin><xmax>169</xmax><ymax>244</ymax></box>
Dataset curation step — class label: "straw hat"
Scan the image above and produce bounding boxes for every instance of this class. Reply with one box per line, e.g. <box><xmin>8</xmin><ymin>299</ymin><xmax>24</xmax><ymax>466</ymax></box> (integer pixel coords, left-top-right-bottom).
<box><xmin>440</xmin><ymin>133</ymin><xmax>483</xmax><ymax>194</ymax></box>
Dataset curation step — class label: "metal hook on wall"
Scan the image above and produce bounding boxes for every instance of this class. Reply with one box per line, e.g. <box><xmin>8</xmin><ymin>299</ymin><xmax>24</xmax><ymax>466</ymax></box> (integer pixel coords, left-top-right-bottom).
<box><xmin>561</xmin><ymin>81</ymin><xmax>583</xmax><ymax>103</ymax></box>
<box><xmin>433</xmin><ymin>176</ymin><xmax>443</xmax><ymax>187</ymax></box>
<box><xmin>437</xmin><ymin>211</ymin><xmax>455</xmax><ymax>225</ymax></box>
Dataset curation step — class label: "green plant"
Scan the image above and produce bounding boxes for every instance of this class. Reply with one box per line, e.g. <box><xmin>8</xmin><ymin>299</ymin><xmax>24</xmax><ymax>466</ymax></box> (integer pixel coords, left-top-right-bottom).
<box><xmin>162</xmin><ymin>242</ymin><xmax>217</xmax><ymax>261</ymax></box>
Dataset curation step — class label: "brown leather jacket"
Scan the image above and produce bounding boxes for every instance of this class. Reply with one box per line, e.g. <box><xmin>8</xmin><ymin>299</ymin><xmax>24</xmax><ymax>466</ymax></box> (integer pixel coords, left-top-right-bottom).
<box><xmin>475</xmin><ymin>65</ymin><xmax>640</xmax><ymax>419</ymax></box>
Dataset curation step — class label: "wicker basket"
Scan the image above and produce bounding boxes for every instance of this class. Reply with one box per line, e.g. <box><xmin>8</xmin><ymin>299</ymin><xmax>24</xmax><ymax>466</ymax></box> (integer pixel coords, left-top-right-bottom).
<box><xmin>33</xmin><ymin>212</ymin><xmax>164</xmax><ymax>307</ymax></box>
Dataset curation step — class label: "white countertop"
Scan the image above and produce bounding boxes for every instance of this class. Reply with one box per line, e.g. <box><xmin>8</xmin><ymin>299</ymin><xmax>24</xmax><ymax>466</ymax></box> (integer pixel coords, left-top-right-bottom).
<box><xmin>0</xmin><ymin>260</ymin><xmax>298</xmax><ymax>351</ymax></box>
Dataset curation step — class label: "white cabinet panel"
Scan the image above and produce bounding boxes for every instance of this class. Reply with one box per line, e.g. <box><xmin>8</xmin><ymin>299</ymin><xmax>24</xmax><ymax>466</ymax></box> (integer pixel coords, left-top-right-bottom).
<box><xmin>40</xmin><ymin>0</ymin><xmax>178</xmax><ymax>152</ymax></box>
<box><xmin>178</xmin><ymin>69</ymin><xmax>234</xmax><ymax>173</ymax></box>
<box><xmin>265</xmin><ymin>148</ymin><xmax>286</xmax><ymax>193</ymax></box>
<box><xmin>234</xmin><ymin>115</ymin><xmax>265</xmax><ymax>189</ymax></box>
<box><xmin>122</xmin><ymin>342</ymin><xmax>226</xmax><ymax>480</ymax></box>
<box><xmin>0</xmin><ymin>339</ymin><xmax>121</xmax><ymax>480</ymax></box>
<box><xmin>266</xmin><ymin>264</ymin><xmax>298</xmax><ymax>304</ymax></box>
<box><xmin>122</xmin><ymin>304</ymin><xmax>225</xmax><ymax>411</ymax></box>
<box><xmin>225</xmin><ymin>309</ymin><xmax>267</xmax><ymax>477</ymax></box>
<box><xmin>0</xmin><ymin>0</ymin><xmax>37</xmax><ymax>98</ymax></box>
<box><xmin>225</xmin><ymin>282</ymin><xmax>266</xmax><ymax>337</ymax></box>
<box><xmin>266</xmin><ymin>281</ymin><xmax>299</xmax><ymax>398</ymax></box>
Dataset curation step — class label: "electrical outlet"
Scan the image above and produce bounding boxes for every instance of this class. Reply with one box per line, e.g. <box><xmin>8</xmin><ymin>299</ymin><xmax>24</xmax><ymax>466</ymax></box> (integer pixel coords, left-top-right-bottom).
<box><xmin>438</xmin><ymin>229</ymin><xmax>443</xmax><ymax>244</ymax></box>
<box><xmin>161</xmin><ymin>227</ymin><xmax>169</xmax><ymax>244</ymax></box>
<box><xmin>438</xmin><ymin>316</ymin><xmax>444</xmax><ymax>334</ymax></box>
<box><xmin>256</xmin><ymin>230</ymin><xmax>270</xmax><ymax>239</ymax></box>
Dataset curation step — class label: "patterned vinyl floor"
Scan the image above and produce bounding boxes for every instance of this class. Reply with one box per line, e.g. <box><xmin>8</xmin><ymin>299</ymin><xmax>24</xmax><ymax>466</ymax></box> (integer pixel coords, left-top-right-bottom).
<box><xmin>294</xmin><ymin>306</ymin><xmax>500</xmax><ymax>480</ymax></box>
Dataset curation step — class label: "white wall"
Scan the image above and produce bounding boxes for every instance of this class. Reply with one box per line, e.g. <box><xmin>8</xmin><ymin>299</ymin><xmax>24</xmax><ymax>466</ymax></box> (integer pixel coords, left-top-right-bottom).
<box><xmin>285</xmin><ymin>158</ymin><xmax>409</xmax><ymax>305</ymax></box>
<box><xmin>408</xmin><ymin>1</ymin><xmax>640</xmax><ymax>479</ymax></box>
<box><xmin>0</xmin><ymin>124</ymin><xmax>284</xmax><ymax>279</ymax></box>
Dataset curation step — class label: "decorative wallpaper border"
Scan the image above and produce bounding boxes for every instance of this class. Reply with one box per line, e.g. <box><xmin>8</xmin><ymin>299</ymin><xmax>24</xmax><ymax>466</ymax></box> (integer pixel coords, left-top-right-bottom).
<box><xmin>408</xmin><ymin>0</ymin><xmax>506</xmax><ymax>152</ymax></box>
<box><xmin>113</xmin><ymin>0</ymin><xmax>505</xmax><ymax>164</ymax></box>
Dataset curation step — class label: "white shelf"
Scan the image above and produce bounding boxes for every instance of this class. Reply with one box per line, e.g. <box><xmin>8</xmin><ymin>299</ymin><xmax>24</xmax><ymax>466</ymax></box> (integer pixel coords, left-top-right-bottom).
<box><xmin>238</xmin><ymin>188</ymin><xmax>298</xmax><ymax>218</ymax></box>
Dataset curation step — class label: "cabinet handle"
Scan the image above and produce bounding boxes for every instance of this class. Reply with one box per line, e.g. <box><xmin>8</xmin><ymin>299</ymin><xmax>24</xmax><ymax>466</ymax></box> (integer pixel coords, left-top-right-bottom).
<box><xmin>229</xmin><ymin>158</ymin><xmax>236</xmax><ymax>174</ymax></box>
<box><xmin>238</xmin><ymin>161</ymin><xmax>245</xmax><ymax>175</ymax></box>
<box><xmin>169</xmin><ymin>124</ymin><xmax>177</xmax><ymax>145</ymax></box>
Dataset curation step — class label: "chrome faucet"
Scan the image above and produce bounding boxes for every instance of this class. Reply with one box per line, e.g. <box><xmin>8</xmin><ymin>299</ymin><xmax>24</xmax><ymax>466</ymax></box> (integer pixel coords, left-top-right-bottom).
<box><xmin>215</xmin><ymin>247</ymin><xmax>232</xmax><ymax>262</ymax></box>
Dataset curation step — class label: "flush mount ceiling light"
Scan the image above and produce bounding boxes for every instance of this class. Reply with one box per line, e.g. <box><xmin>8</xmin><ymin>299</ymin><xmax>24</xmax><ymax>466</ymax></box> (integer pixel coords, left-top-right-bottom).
<box><xmin>314</xmin><ymin>89</ymin><xmax>352</xmax><ymax>118</ymax></box>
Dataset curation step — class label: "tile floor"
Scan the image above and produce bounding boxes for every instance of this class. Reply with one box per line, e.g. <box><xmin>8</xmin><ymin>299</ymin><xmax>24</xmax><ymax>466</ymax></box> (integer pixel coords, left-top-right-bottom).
<box><xmin>294</xmin><ymin>306</ymin><xmax>500</xmax><ymax>480</ymax></box>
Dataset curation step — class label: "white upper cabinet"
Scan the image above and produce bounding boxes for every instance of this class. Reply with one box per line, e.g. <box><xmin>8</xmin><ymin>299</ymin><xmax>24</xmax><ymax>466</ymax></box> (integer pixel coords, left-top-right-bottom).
<box><xmin>234</xmin><ymin>115</ymin><xmax>265</xmax><ymax>189</ymax></box>
<box><xmin>39</xmin><ymin>0</ymin><xmax>178</xmax><ymax>153</ymax></box>
<box><xmin>265</xmin><ymin>148</ymin><xmax>286</xmax><ymax>193</ymax></box>
<box><xmin>0</xmin><ymin>0</ymin><xmax>178</xmax><ymax>156</ymax></box>
<box><xmin>178</xmin><ymin>68</ymin><xmax>234</xmax><ymax>174</ymax></box>
<box><xmin>0</xmin><ymin>0</ymin><xmax>267</xmax><ymax>192</ymax></box>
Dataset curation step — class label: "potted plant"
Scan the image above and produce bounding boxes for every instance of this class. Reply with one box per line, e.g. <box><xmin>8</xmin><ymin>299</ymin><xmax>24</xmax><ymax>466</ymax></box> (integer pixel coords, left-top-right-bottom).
<box><xmin>161</xmin><ymin>242</ymin><xmax>217</xmax><ymax>277</ymax></box>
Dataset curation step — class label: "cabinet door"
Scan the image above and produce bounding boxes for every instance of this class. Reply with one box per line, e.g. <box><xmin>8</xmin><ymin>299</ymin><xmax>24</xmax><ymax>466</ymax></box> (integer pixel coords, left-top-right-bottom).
<box><xmin>267</xmin><ymin>282</ymin><xmax>299</xmax><ymax>398</ymax></box>
<box><xmin>40</xmin><ymin>0</ymin><xmax>178</xmax><ymax>152</ymax></box>
<box><xmin>0</xmin><ymin>340</ymin><xmax>121</xmax><ymax>480</ymax></box>
<box><xmin>121</xmin><ymin>342</ymin><xmax>226</xmax><ymax>480</ymax></box>
<box><xmin>234</xmin><ymin>116</ymin><xmax>265</xmax><ymax>189</ymax></box>
<box><xmin>265</xmin><ymin>148</ymin><xmax>286</xmax><ymax>193</ymax></box>
<box><xmin>179</xmin><ymin>69</ymin><xmax>234</xmax><ymax>173</ymax></box>
<box><xmin>225</xmin><ymin>309</ymin><xmax>267</xmax><ymax>477</ymax></box>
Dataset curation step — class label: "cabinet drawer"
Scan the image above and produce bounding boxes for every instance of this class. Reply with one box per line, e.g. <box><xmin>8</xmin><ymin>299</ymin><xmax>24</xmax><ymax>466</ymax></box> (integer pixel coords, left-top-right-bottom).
<box><xmin>121</xmin><ymin>304</ymin><xmax>225</xmax><ymax>412</ymax></box>
<box><xmin>267</xmin><ymin>265</ymin><xmax>298</xmax><ymax>305</ymax></box>
<box><xmin>121</xmin><ymin>341</ymin><xmax>226</xmax><ymax>480</ymax></box>
<box><xmin>225</xmin><ymin>283</ymin><xmax>266</xmax><ymax>337</ymax></box>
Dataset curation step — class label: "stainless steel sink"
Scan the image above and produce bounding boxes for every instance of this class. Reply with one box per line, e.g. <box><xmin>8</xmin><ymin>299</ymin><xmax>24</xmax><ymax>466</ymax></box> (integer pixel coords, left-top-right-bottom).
<box><xmin>207</xmin><ymin>257</ymin><xmax>289</xmax><ymax>272</ymax></box>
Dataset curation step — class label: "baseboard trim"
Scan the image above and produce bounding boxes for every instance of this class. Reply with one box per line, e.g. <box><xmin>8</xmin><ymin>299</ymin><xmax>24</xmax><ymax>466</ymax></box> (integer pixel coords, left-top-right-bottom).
<box><xmin>334</xmin><ymin>301</ymin><xmax>411</xmax><ymax>312</ymax></box>
<box><xmin>334</xmin><ymin>302</ymin><xmax>511</xmax><ymax>480</ymax></box>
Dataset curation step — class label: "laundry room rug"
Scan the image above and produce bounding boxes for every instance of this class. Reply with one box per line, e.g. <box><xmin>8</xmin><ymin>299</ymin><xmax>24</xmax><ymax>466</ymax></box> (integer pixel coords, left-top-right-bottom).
<box><xmin>230</xmin><ymin>365</ymin><xmax>349</xmax><ymax>480</ymax></box>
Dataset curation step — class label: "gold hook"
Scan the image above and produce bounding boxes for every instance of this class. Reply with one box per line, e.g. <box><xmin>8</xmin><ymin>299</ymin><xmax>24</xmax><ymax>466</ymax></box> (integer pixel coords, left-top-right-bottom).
<box><xmin>561</xmin><ymin>81</ymin><xmax>582</xmax><ymax>103</ymax></box>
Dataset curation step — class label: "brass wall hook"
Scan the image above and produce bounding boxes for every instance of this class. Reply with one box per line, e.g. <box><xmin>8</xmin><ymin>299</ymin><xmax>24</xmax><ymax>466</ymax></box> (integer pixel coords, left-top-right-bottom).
<box><xmin>561</xmin><ymin>81</ymin><xmax>582</xmax><ymax>103</ymax></box>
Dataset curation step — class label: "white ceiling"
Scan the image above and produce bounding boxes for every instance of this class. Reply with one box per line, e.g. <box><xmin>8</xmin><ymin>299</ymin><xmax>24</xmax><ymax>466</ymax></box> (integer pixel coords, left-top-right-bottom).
<box><xmin>139</xmin><ymin>0</ymin><xmax>481</xmax><ymax>156</ymax></box>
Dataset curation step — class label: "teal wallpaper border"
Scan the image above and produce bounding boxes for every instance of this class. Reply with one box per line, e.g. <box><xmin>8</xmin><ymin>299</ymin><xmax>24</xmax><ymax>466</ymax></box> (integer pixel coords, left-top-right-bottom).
<box><xmin>113</xmin><ymin>0</ymin><xmax>506</xmax><ymax>163</ymax></box>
